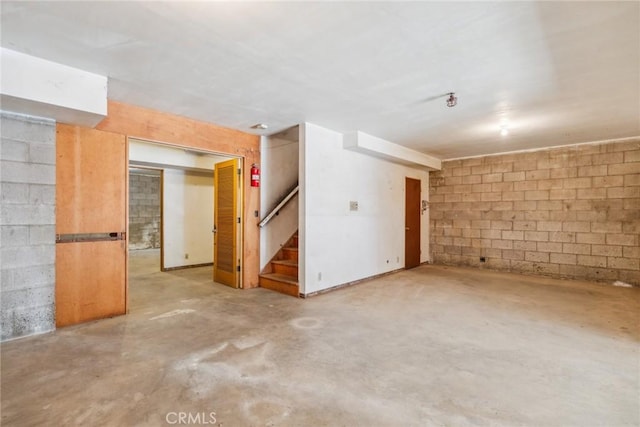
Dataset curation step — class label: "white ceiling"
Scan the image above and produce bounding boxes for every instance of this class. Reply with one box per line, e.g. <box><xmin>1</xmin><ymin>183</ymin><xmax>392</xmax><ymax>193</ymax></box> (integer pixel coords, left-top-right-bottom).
<box><xmin>1</xmin><ymin>1</ymin><xmax>638</xmax><ymax>159</ymax></box>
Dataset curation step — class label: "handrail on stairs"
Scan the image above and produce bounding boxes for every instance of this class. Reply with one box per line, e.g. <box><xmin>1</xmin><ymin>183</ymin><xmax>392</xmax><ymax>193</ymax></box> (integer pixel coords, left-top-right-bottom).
<box><xmin>259</xmin><ymin>184</ymin><xmax>299</xmax><ymax>228</ymax></box>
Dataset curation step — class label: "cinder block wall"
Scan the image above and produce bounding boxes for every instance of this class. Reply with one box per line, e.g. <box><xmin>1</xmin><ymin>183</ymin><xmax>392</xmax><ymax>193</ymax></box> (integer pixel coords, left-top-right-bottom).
<box><xmin>129</xmin><ymin>171</ymin><xmax>160</xmax><ymax>250</ymax></box>
<box><xmin>1</xmin><ymin>113</ymin><xmax>56</xmax><ymax>340</ymax></box>
<box><xmin>429</xmin><ymin>139</ymin><xmax>640</xmax><ymax>286</ymax></box>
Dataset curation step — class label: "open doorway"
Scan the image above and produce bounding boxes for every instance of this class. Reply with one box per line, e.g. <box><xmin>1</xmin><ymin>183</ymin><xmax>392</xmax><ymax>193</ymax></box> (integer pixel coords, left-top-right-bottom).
<box><xmin>127</xmin><ymin>138</ymin><xmax>242</xmax><ymax>311</ymax></box>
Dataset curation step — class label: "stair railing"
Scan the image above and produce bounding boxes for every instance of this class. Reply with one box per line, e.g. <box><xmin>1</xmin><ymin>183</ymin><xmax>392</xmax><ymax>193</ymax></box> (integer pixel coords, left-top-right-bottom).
<box><xmin>259</xmin><ymin>184</ymin><xmax>299</xmax><ymax>228</ymax></box>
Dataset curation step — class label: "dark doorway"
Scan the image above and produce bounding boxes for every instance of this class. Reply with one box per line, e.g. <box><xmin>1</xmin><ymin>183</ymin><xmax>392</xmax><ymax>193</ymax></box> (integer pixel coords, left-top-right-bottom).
<box><xmin>405</xmin><ymin>177</ymin><xmax>421</xmax><ymax>269</ymax></box>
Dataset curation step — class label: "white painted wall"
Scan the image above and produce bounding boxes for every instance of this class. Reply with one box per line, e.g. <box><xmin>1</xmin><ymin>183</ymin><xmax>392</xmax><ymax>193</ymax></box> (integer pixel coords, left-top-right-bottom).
<box><xmin>129</xmin><ymin>138</ymin><xmax>229</xmax><ymax>171</ymax></box>
<box><xmin>129</xmin><ymin>139</ymin><xmax>221</xmax><ymax>269</ymax></box>
<box><xmin>0</xmin><ymin>47</ymin><xmax>107</xmax><ymax>127</ymax></box>
<box><xmin>300</xmin><ymin>123</ymin><xmax>430</xmax><ymax>295</ymax></box>
<box><xmin>259</xmin><ymin>130</ymin><xmax>299</xmax><ymax>270</ymax></box>
<box><xmin>163</xmin><ymin>169</ymin><xmax>214</xmax><ymax>269</ymax></box>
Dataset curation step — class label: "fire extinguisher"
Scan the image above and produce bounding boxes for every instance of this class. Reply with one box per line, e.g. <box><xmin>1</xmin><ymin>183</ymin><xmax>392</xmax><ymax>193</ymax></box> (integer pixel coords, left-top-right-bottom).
<box><xmin>250</xmin><ymin>163</ymin><xmax>260</xmax><ymax>187</ymax></box>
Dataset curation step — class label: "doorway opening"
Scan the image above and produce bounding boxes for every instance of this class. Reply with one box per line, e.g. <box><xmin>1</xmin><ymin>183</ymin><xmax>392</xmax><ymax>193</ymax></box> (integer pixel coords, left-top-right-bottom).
<box><xmin>127</xmin><ymin>138</ymin><xmax>243</xmax><ymax>311</ymax></box>
<box><xmin>405</xmin><ymin>177</ymin><xmax>421</xmax><ymax>269</ymax></box>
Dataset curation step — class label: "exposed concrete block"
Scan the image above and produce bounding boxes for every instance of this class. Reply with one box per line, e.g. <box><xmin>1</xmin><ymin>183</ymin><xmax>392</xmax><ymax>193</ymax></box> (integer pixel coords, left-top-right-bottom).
<box><xmin>513</xmin><ymin>161</ymin><xmax>537</xmax><ymax>172</ymax></box>
<box><xmin>492</xmin><ymin>239</ymin><xmax>513</xmax><ymax>250</ymax></box>
<box><xmin>608</xmin><ymin>162</ymin><xmax>640</xmax><ymax>175</ymax></box>
<box><xmin>591</xmin><ymin>222</ymin><xmax>622</xmax><ymax>233</ymax></box>
<box><xmin>619</xmin><ymin>269</ymin><xmax>640</xmax><ymax>285</ymax></box>
<box><xmin>537</xmin><ymin>221</ymin><xmax>562</xmax><ymax>232</ymax></box>
<box><xmin>462</xmin><ymin>193</ymin><xmax>482</xmax><ymax>202</ymax></box>
<box><xmin>461</xmin><ymin>175</ymin><xmax>482</xmax><ymax>184</ymax></box>
<box><xmin>0</xmin><ymin>139</ymin><xmax>28</xmax><ymax>162</ymax></box>
<box><xmin>1</xmin><ymin>114</ymin><xmax>55</xmax><ymax>342</ymax></box>
<box><xmin>0</xmin><ymin>303</ymin><xmax>54</xmax><ymax>341</ymax></box>
<box><xmin>550</xmin><ymin>253</ymin><xmax>577</xmax><ymax>265</ymax></box>
<box><xmin>1</xmin><ymin>225</ymin><xmax>29</xmax><ymax>247</ymax></box>
<box><xmin>548</xmin><ymin>231</ymin><xmax>576</xmax><ymax>243</ymax></box>
<box><xmin>461</xmin><ymin>228</ymin><xmax>481</xmax><ymax>238</ymax></box>
<box><xmin>0</xmin><ymin>114</ymin><xmax>55</xmax><ymax>144</ymax></box>
<box><xmin>453</xmin><ymin>184</ymin><xmax>473</xmax><ymax>194</ymax></box>
<box><xmin>452</xmin><ymin>237</ymin><xmax>471</xmax><ymax>247</ymax></box>
<box><xmin>577</xmin><ymin>188</ymin><xmax>606</xmax><ymax>199</ymax></box>
<box><xmin>3</xmin><ymin>264</ymin><xmax>54</xmax><ymax>292</ymax></box>
<box><xmin>29</xmin><ymin>225</ymin><xmax>55</xmax><ymax>245</ymax></box>
<box><xmin>491</xmin><ymin>163</ymin><xmax>513</xmax><ymax>173</ymax></box>
<box><xmin>524</xmin><ymin>231</ymin><xmax>549</xmax><ymax>241</ymax></box>
<box><xmin>491</xmin><ymin>220</ymin><xmax>512</xmax><ymax>230</ymax></box>
<box><xmin>481</xmin><ymin>192</ymin><xmax>501</xmax><ymax>202</ymax></box>
<box><xmin>512</xmin><ymin>221</ymin><xmax>536</xmax><ymax>231</ymax></box>
<box><xmin>1</xmin><ymin>160</ymin><xmax>55</xmax><ymax>185</ymax></box>
<box><xmin>549</xmin><ymin>189</ymin><xmax>576</xmax><ymax>200</ymax></box>
<box><xmin>1</xmin><ymin>204</ymin><xmax>55</xmax><ymax>225</ymax></box>
<box><xmin>502</xmin><ymin>230</ymin><xmax>523</xmax><ymax>240</ymax></box>
<box><xmin>452</xmin><ymin>167</ymin><xmax>470</xmax><ymax>176</ymax></box>
<box><xmin>502</xmin><ymin>250</ymin><xmax>524</xmax><ymax>260</ymax></box>
<box><xmin>524</xmin><ymin>211</ymin><xmax>550</xmax><ymax>221</ymax></box>
<box><xmin>549</xmin><ymin>168</ymin><xmax>578</xmax><ymax>179</ymax></box>
<box><xmin>536</xmin><ymin>201</ymin><xmax>562</xmax><ymax>211</ymax></box>
<box><xmin>623</xmin><ymin>150</ymin><xmax>640</xmax><ymax>162</ymax></box>
<box><xmin>432</xmin><ymin>139</ymin><xmax>639</xmax><ymax>285</ymax></box>
<box><xmin>444</xmin><ymin>194</ymin><xmax>462</xmax><ymax>203</ymax></box>
<box><xmin>591</xmin><ymin>245</ymin><xmax>622</xmax><ymax>257</ymax></box>
<box><xmin>562</xmin><ymin>243</ymin><xmax>591</xmax><ymax>255</ymax></box>
<box><xmin>514</xmin><ymin>180</ymin><xmax>537</xmax><ymax>191</ymax></box>
<box><xmin>607</xmin><ymin>257</ymin><xmax>639</xmax><ymax>270</ymax></box>
<box><xmin>562</xmin><ymin>222</ymin><xmax>590</xmax><ymax>232</ymax></box>
<box><xmin>501</xmin><ymin>191</ymin><xmax>525</xmax><ymax>201</ymax></box>
<box><xmin>525</xmin><ymin>190</ymin><xmax>549</xmax><ymax>201</ymax></box>
<box><xmin>482</xmin><ymin>173</ymin><xmax>503</xmax><ymax>183</ymax></box>
<box><xmin>491</xmin><ymin>182</ymin><xmax>514</xmax><ymax>192</ymax></box>
<box><xmin>576</xmin><ymin>233</ymin><xmax>606</xmax><ymax>245</ymax></box>
<box><xmin>623</xmin><ymin>246</ymin><xmax>640</xmax><ymax>258</ymax></box>
<box><xmin>525</xmin><ymin>169</ymin><xmax>550</xmax><ymax>180</ymax></box>
<box><xmin>1</xmin><ymin>182</ymin><xmax>29</xmax><ymax>204</ymax></box>
<box><xmin>550</xmin><ymin>211</ymin><xmax>577</xmax><ymax>222</ymax></box>
<box><xmin>525</xmin><ymin>251</ymin><xmax>550</xmax><ymax>263</ymax></box>
<box><xmin>577</xmin><ymin>255</ymin><xmax>607</xmax><ymax>268</ymax></box>
<box><xmin>1</xmin><ymin>286</ymin><xmax>54</xmax><ymax>312</ymax></box>
<box><xmin>503</xmin><ymin>171</ymin><xmax>525</xmax><ymax>182</ymax></box>
<box><xmin>537</xmin><ymin>179</ymin><xmax>564</xmax><ymax>190</ymax></box>
<box><xmin>605</xmin><ymin>233</ymin><xmax>638</xmax><ymax>246</ymax></box>
<box><xmin>1</xmin><ymin>245</ymin><xmax>55</xmax><ymax>268</ymax></box>
<box><xmin>29</xmin><ymin>143</ymin><xmax>56</xmax><ymax>165</ymax></box>
<box><xmin>513</xmin><ymin>201</ymin><xmax>537</xmax><ymax>211</ymax></box>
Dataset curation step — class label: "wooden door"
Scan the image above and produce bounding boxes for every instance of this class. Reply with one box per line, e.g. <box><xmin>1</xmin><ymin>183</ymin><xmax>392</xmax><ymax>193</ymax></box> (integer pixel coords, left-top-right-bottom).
<box><xmin>405</xmin><ymin>177</ymin><xmax>421</xmax><ymax>269</ymax></box>
<box><xmin>214</xmin><ymin>158</ymin><xmax>240</xmax><ymax>287</ymax></box>
<box><xmin>56</xmin><ymin>125</ymin><xmax>128</xmax><ymax>327</ymax></box>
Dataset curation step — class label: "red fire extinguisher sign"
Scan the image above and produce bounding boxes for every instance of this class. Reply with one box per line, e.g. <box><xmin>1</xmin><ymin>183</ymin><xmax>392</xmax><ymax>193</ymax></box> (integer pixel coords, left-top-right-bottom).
<box><xmin>251</xmin><ymin>164</ymin><xmax>260</xmax><ymax>187</ymax></box>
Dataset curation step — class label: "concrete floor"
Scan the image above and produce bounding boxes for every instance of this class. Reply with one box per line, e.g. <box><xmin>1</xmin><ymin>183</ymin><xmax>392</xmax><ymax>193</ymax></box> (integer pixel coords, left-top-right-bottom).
<box><xmin>1</xmin><ymin>249</ymin><xmax>639</xmax><ymax>426</ymax></box>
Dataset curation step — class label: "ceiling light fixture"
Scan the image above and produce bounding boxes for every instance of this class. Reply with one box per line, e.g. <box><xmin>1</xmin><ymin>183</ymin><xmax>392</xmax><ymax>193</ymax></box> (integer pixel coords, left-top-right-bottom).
<box><xmin>446</xmin><ymin>92</ymin><xmax>457</xmax><ymax>108</ymax></box>
<box><xmin>250</xmin><ymin>123</ymin><xmax>268</xmax><ymax>130</ymax></box>
<box><xmin>500</xmin><ymin>127</ymin><xmax>509</xmax><ymax>136</ymax></box>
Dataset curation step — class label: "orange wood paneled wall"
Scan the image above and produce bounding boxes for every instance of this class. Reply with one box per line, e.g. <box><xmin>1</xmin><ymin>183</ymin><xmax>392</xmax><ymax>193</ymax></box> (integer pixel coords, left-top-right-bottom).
<box><xmin>56</xmin><ymin>125</ymin><xmax>128</xmax><ymax>326</ymax></box>
<box><xmin>95</xmin><ymin>100</ymin><xmax>261</xmax><ymax>288</ymax></box>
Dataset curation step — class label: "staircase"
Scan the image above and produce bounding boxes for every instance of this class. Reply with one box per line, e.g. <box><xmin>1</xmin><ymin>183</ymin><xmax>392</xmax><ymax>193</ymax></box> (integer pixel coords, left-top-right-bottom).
<box><xmin>259</xmin><ymin>232</ymin><xmax>299</xmax><ymax>297</ymax></box>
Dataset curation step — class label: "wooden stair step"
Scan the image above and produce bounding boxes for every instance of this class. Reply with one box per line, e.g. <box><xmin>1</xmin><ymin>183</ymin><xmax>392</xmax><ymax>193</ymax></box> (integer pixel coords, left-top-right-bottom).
<box><xmin>271</xmin><ymin>259</ymin><xmax>298</xmax><ymax>276</ymax></box>
<box><xmin>281</xmin><ymin>247</ymin><xmax>298</xmax><ymax>261</ymax></box>
<box><xmin>259</xmin><ymin>273</ymin><xmax>299</xmax><ymax>297</ymax></box>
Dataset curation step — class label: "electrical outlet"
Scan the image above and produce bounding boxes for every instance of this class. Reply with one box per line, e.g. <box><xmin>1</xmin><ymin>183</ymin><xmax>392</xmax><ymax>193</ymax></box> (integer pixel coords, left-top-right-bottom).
<box><xmin>318</xmin><ymin>272</ymin><xmax>322</xmax><ymax>281</ymax></box>
<box><xmin>349</xmin><ymin>201</ymin><xmax>358</xmax><ymax>211</ymax></box>
<box><xmin>185</xmin><ymin>253</ymin><xmax>189</xmax><ymax>260</ymax></box>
